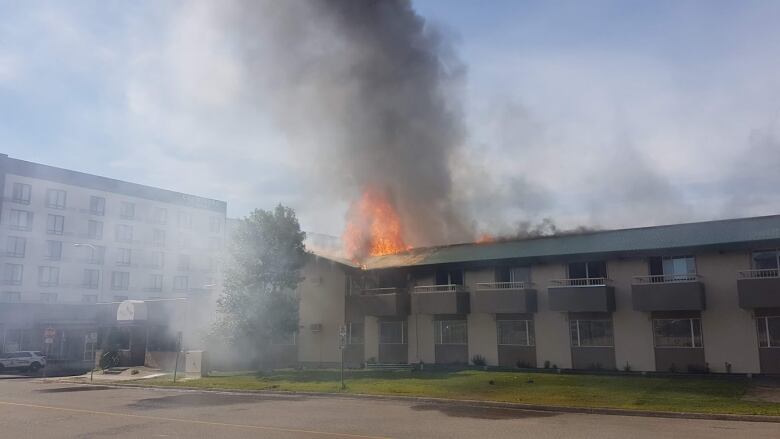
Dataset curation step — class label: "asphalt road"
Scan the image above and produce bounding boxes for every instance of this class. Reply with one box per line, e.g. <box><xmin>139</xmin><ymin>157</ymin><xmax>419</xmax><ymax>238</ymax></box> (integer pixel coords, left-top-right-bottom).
<box><xmin>0</xmin><ymin>378</ymin><xmax>778</xmax><ymax>438</ymax></box>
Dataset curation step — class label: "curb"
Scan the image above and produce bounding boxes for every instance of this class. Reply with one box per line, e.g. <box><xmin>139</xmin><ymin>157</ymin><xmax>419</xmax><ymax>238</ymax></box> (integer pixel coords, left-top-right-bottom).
<box><xmin>51</xmin><ymin>378</ymin><xmax>780</xmax><ymax>424</ymax></box>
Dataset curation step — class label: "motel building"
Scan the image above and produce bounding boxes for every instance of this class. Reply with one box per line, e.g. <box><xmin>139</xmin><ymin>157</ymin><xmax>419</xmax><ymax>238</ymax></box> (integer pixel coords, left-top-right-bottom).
<box><xmin>286</xmin><ymin>214</ymin><xmax>780</xmax><ymax>375</ymax></box>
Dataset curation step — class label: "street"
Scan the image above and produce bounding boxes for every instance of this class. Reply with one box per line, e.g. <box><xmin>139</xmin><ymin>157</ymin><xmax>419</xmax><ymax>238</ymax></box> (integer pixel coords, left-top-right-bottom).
<box><xmin>0</xmin><ymin>378</ymin><xmax>777</xmax><ymax>438</ymax></box>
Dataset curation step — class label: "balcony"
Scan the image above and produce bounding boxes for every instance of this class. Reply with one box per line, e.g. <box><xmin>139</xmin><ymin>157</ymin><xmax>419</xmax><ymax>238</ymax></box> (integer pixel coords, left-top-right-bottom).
<box><xmin>548</xmin><ymin>278</ymin><xmax>615</xmax><ymax>312</ymax></box>
<box><xmin>737</xmin><ymin>269</ymin><xmax>780</xmax><ymax>309</ymax></box>
<box><xmin>351</xmin><ymin>287</ymin><xmax>409</xmax><ymax>317</ymax></box>
<box><xmin>631</xmin><ymin>275</ymin><xmax>706</xmax><ymax>311</ymax></box>
<box><xmin>471</xmin><ymin>282</ymin><xmax>537</xmax><ymax>314</ymax></box>
<box><xmin>412</xmin><ymin>284</ymin><xmax>469</xmax><ymax>315</ymax></box>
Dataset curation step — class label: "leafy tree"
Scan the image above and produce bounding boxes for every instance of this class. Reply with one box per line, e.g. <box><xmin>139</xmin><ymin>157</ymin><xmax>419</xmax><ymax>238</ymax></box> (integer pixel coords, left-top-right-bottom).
<box><xmin>215</xmin><ymin>204</ymin><xmax>307</xmax><ymax>364</ymax></box>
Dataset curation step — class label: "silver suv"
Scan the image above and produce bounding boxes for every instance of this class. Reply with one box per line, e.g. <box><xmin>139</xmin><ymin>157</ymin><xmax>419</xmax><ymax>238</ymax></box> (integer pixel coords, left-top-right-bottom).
<box><xmin>0</xmin><ymin>351</ymin><xmax>47</xmax><ymax>372</ymax></box>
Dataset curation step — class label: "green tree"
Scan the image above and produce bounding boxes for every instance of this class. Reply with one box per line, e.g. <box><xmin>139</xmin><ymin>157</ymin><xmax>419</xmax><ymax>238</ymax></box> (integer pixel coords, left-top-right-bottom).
<box><xmin>215</xmin><ymin>204</ymin><xmax>307</xmax><ymax>363</ymax></box>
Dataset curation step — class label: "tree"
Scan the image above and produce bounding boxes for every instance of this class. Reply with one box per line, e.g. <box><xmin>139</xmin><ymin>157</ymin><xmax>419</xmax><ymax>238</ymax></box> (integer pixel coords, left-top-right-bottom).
<box><xmin>215</xmin><ymin>204</ymin><xmax>307</xmax><ymax>364</ymax></box>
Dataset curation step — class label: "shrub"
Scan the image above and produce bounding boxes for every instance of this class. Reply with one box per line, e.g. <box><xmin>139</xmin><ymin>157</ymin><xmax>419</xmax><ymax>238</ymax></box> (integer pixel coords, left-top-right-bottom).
<box><xmin>588</xmin><ymin>362</ymin><xmax>604</xmax><ymax>371</ymax></box>
<box><xmin>622</xmin><ymin>362</ymin><xmax>632</xmax><ymax>372</ymax></box>
<box><xmin>725</xmin><ymin>362</ymin><xmax>732</xmax><ymax>374</ymax></box>
<box><xmin>471</xmin><ymin>354</ymin><xmax>486</xmax><ymax>367</ymax></box>
<box><xmin>516</xmin><ymin>360</ymin><xmax>532</xmax><ymax>369</ymax></box>
<box><xmin>543</xmin><ymin>360</ymin><xmax>551</xmax><ymax>369</ymax></box>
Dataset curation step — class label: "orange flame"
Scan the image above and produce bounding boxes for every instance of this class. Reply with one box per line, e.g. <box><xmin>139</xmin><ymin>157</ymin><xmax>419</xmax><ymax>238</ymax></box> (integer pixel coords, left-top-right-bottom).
<box><xmin>343</xmin><ymin>188</ymin><xmax>409</xmax><ymax>260</ymax></box>
<box><xmin>476</xmin><ymin>233</ymin><xmax>495</xmax><ymax>244</ymax></box>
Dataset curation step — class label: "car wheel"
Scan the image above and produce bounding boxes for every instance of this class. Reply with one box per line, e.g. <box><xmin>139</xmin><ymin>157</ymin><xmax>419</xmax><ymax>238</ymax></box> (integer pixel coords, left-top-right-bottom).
<box><xmin>29</xmin><ymin>362</ymin><xmax>41</xmax><ymax>372</ymax></box>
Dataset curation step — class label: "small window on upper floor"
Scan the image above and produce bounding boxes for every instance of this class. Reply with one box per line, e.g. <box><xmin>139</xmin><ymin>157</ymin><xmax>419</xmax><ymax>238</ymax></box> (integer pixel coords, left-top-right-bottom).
<box><xmin>1</xmin><ymin>291</ymin><xmax>21</xmax><ymax>303</ymax></box>
<box><xmin>46</xmin><ymin>189</ymin><xmax>66</xmax><ymax>209</ymax></box>
<box><xmin>46</xmin><ymin>214</ymin><xmax>65</xmax><ymax>235</ymax></box>
<box><xmin>9</xmin><ymin>209</ymin><xmax>33</xmax><ymax>231</ymax></box>
<box><xmin>12</xmin><ymin>183</ymin><xmax>31</xmax><ymax>205</ymax></box>
<box><xmin>120</xmin><ymin>201</ymin><xmax>135</xmax><ymax>220</ymax></box>
<box><xmin>151</xmin><ymin>207</ymin><xmax>167</xmax><ymax>225</ymax></box>
<box><xmin>6</xmin><ymin>236</ymin><xmax>26</xmax><ymax>258</ymax></box>
<box><xmin>648</xmin><ymin>256</ymin><xmax>696</xmax><ymax>280</ymax></box>
<box><xmin>115</xmin><ymin>224</ymin><xmax>133</xmax><ymax>242</ymax></box>
<box><xmin>90</xmin><ymin>196</ymin><xmax>105</xmax><ymax>216</ymax></box>
<box><xmin>209</xmin><ymin>217</ymin><xmax>222</xmax><ymax>234</ymax></box>
<box><xmin>117</xmin><ymin>248</ymin><xmax>132</xmax><ymax>266</ymax></box>
<box><xmin>435</xmin><ymin>268</ymin><xmax>463</xmax><ymax>285</ymax></box>
<box><xmin>177</xmin><ymin>211</ymin><xmax>192</xmax><ymax>229</ymax></box>
<box><xmin>752</xmin><ymin>249</ymin><xmax>780</xmax><ymax>270</ymax></box>
<box><xmin>495</xmin><ymin>266</ymin><xmax>530</xmax><ymax>283</ymax></box>
<box><xmin>45</xmin><ymin>240</ymin><xmax>62</xmax><ymax>261</ymax></box>
<box><xmin>40</xmin><ymin>292</ymin><xmax>58</xmax><ymax>303</ymax></box>
<box><xmin>567</xmin><ymin>261</ymin><xmax>607</xmax><ymax>280</ymax></box>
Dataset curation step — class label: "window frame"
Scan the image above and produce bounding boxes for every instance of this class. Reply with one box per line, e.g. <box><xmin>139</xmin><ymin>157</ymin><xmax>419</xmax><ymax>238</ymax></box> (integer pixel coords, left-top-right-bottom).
<box><xmin>45</xmin><ymin>189</ymin><xmax>67</xmax><ymax>209</ymax></box>
<box><xmin>434</xmin><ymin>319</ymin><xmax>468</xmax><ymax>345</ymax></box>
<box><xmin>46</xmin><ymin>214</ymin><xmax>65</xmax><ymax>235</ymax></box>
<box><xmin>38</xmin><ymin>266</ymin><xmax>60</xmax><ymax>287</ymax></box>
<box><xmin>11</xmin><ymin>182</ymin><xmax>31</xmax><ymax>205</ymax></box>
<box><xmin>570</xmin><ymin>318</ymin><xmax>614</xmax><ymax>348</ymax></box>
<box><xmin>3</xmin><ymin>263</ymin><xmax>23</xmax><ymax>285</ymax></box>
<box><xmin>88</xmin><ymin>220</ymin><xmax>103</xmax><ymax>240</ymax></box>
<box><xmin>111</xmin><ymin>271</ymin><xmax>130</xmax><ymax>291</ymax></box>
<box><xmin>379</xmin><ymin>320</ymin><xmax>407</xmax><ymax>345</ymax></box>
<box><xmin>9</xmin><ymin>209</ymin><xmax>33</xmax><ymax>231</ymax></box>
<box><xmin>89</xmin><ymin>196</ymin><xmax>106</xmax><ymax>216</ymax></box>
<box><xmin>6</xmin><ymin>236</ymin><xmax>26</xmax><ymax>258</ymax></box>
<box><xmin>652</xmin><ymin>318</ymin><xmax>704</xmax><ymax>348</ymax></box>
<box><xmin>757</xmin><ymin>316</ymin><xmax>780</xmax><ymax>348</ymax></box>
<box><xmin>496</xmin><ymin>319</ymin><xmax>535</xmax><ymax>346</ymax></box>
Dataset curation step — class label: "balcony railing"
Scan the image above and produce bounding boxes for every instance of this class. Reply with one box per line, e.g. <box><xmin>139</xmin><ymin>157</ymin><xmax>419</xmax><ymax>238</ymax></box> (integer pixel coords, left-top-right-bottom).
<box><xmin>550</xmin><ymin>278</ymin><xmax>611</xmax><ymax>287</ymax></box>
<box><xmin>633</xmin><ymin>274</ymin><xmax>700</xmax><ymax>284</ymax></box>
<box><xmin>413</xmin><ymin>284</ymin><xmax>466</xmax><ymax>293</ymax></box>
<box><xmin>475</xmin><ymin>281</ymin><xmax>532</xmax><ymax>291</ymax></box>
<box><xmin>738</xmin><ymin>269</ymin><xmax>780</xmax><ymax>279</ymax></box>
<box><xmin>360</xmin><ymin>287</ymin><xmax>400</xmax><ymax>295</ymax></box>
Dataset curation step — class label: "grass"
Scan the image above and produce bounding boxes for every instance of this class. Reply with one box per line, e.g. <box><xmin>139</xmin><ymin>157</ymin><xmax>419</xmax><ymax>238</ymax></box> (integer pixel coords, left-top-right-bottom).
<box><xmin>142</xmin><ymin>369</ymin><xmax>780</xmax><ymax>416</ymax></box>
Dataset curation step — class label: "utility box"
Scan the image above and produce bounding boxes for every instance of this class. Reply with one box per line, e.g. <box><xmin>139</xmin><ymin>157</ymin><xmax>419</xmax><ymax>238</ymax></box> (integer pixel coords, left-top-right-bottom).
<box><xmin>185</xmin><ymin>350</ymin><xmax>204</xmax><ymax>378</ymax></box>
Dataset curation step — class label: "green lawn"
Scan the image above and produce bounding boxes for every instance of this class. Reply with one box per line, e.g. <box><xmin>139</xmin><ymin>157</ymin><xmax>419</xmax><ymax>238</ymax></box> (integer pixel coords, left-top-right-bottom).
<box><xmin>142</xmin><ymin>369</ymin><xmax>780</xmax><ymax>416</ymax></box>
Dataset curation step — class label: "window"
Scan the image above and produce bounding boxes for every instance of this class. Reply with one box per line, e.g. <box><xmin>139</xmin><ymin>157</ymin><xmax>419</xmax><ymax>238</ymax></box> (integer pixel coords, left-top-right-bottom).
<box><xmin>752</xmin><ymin>250</ymin><xmax>780</xmax><ymax>273</ymax></box>
<box><xmin>1</xmin><ymin>292</ymin><xmax>21</xmax><ymax>303</ymax></box>
<box><xmin>12</xmin><ymin>182</ymin><xmax>31</xmax><ymax>204</ymax></box>
<box><xmin>151</xmin><ymin>207</ymin><xmax>167</xmax><ymax>225</ymax></box>
<box><xmin>148</xmin><ymin>274</ymin><xmax>163</xmax><ymax>292</ymax></box>
<box><xmin>379</xmin><ymin>320</ymin><xmax>407</xmax><ymax>344</ymax></box>
<box><xmin>3</xmin><ymin>263</ymin><xmax>23</xmax><ymax>285</ymax></box>
<box><xmin>495</xmin><ymin>266</ymin><xmax>531</xmax><ymax>283</ymax></box>
<box><xmin>46</xmin><ymin>189</ymin><xmax>66</xmax><ymax>209</ymax></box>
<box><xmin>177</xmin><ymin>211</ymin><xmax>192</xmax><ymax>228</ymax></box>
<box><xmin>88</xmin><ymin>220</ymin><xmax>103</xmax><ymax>240</ymax></box>
<box><xmin>111</xmin><ymin>271</ymin><xmax>130</xmax><ymax>290</ymax></box>
<box><xmin>568</xmin><ymin>261</ymin><xmax>607</xmax><ymax>279</ymax></box>
<box><xmin>120</xmin><ymin>201</ymin><xmax>135</xmax><ymax>219</ymax></box>
<box><xmin>435</xmin><ymin>268</ymin><xmax>464</xmax><ymax>285</ymax></box>
<box><xmin>173</xmin><ymin>276</ymin><xmax>188</xmax><ymax>291</ymax></box>
<box><xmin>83</xmin><ymin>269</ymin><xmax>100</xmax><ymax>289</ymax></box>
<box><xmin>81</xmin><ymin>294</ymin><xmax>98</xmax><ymax>304</ymax></box>
<box><xmin>46</xmin><ymin>214</ymin><xmax>64</xmax><ymax>235</ymax></box>
<box><xmin>177</xmin><ymin>254</ymin><xmax>190</xmax><ymax>271</ymax></box>
<box><xmin>117</xmin><ymin>248</ymin><xmax>132</xmax><ymax>266</ymax></box>
<box><xmin>115</xmin><ymin>224</ymin><xmax>133</xmax><ymax>242</ymax></box>
<box><xmin>108</xmin><ymin>327</ymin><xmax>130</xmax><ymax>350</ymax></box>
<box><xmin>653</xmin><ymin>318</ymin><xmax>703</xmax><ymax>347</ymax></box>
<box><xmin>89</xmin><ymin>196</ymin><xmax>105</xmax><ymax>215</ymax></box>
<box><xmin>150</xmin><ymin>251</ymin><xmax>164</xmax><ymax>268</ymax></box>
<box><xmin>497</xmin><ymin>320</ymin><xmax>535</xmax><ymax>346</ymax></box>
<box><xmin>87</xmin><ymin>245</ymin><xmax>105</xmax><ymax>264</ymax></box>
<box><xmin>38</xmin><ymin>266</ymin><xmax>60</xmax><ymax>287</ymax></box>
<box><xmin>40</xmin><ymin>293</ymin><xmax>58</xmax><ymax>303</ymax></box>
<box><xmin>152</xmin><ymin>229</ymin><xmax>166</xmax><ymax>247</ymax></box>
<box><xmin>45</xmin><ymin>240</ymin><xmax>62</xmax><ymax>261</ymax></box>
<box><xmin>6</xmin><ymin>236</ymin><xmax>26</xmax><ymax>258</ymax></box>
<box><xmin>570</xmin><ymin>319</ymin><xmax>614</xmax><ymax>347</ymax></box>
<box><xmin>649</xmin><ymin>256</ymin><xmax>696</xmax><ymax>281</ymax></box>
<box><xmin>209</xmin><ymin>217</ymin><xmax>222</xmax><ymax>233</ymax></box>
<box><xmin>83</xmin><ymin>332</ymin><xmax>97</xmax><ymax>361</ymax></box>
<box><xmin>757</xmin><ymin>316</ymin><xmax>780</xmax><ymax>348</ymax></box>
<box><xmin>347</xmin><ymin>322</ymin><xmax>364</xmax><ymax>345</ymax></box>
<box><xmin>9</xmin><ymin>209</ymin><xmax>33</xmax><ymax>231</ymax></box>
<box><xmin>177</xmin><ymin>232</ymin><xmax>191</xmax><ymax>249</ymax></box>
<box><xmin>434</xmin><ymin>319</ymin><xmax>468</xmax><ymax>344</ymax></box>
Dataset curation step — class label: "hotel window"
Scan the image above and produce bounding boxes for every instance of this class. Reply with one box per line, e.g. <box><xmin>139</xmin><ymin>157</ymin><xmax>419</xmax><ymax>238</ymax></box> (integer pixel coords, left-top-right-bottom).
<box><xmin>151</xmin><ymin>207</ymin><xmax>167</xmax><ymax>225</ymax></box>
<box><xmin>434</xmin><ymin>319</ymin><xmax>468</xmax><ymax>345</ymax></box>
<box><xmin>648</xmin><ymin>256</ymin><xmax>696</xmax><ymax>281</ymax></box>
<box><xmin>3</xmin><ymin>263</ymin><xmax>23</xmax><ymax>285</ymax></box>
<box><xmin>83</xmin><ymin>269</ymin><xmax>100</xmax><ymax>289</ymax></box>
<box><xmin>6</xmin><ymin>236</ymin><xmax>26</xmax><ymax>258</ymax></box>
<box><xmin>111</xmin><ymin>271</ymin><xmax>130</xmax><ymax>290</ymax></box>
<box><xmin>152</xmin><ymin>229</ymin><xmax>166</xmax><ymax>247</ymax></box>
<box><xmin>757</xmin><ymin>316</ymin><xmax>780</xmax><ymax>348</ymax></box>
<box><xmin>117</xmin><ymin>248</ymin><xmax>132</xmax><ymax>266</ymax></box>
<box><xmin>177</xmin><ymin>211</ymin><xmax>192</xmax><ymax>229</ymax></box>
<box><xmin>1</xmin><ymin>292</ymin><xmax>21</xmax><ymax>303</ymax></box>
<box><xmin>347</xmin><ymin>322</ymin><xmax>364</xmax><ymax>345</ymax></box>
<box><xmin>209</xmin><ymin>217</ymin><xmax>222</xmax><ymax>233</ymax></box>
<box><xmin>120</xmin><ymin>201</ymin><xmax>135</xmax><ymax>219</ymax></box>
<box><xmin>495</xmin><ymin>266</ymin><xmax>531</xmax><ymax>283</ymax></box>
<box><xmin>177</xmin><ymin>254</ymin><xmax>191</xmax><ymax>271</ymax></box>
<box><xmin>40</xmin><ymin>293</ymin><xmax>58</xmax><ymax>303</ymax></box>
<box><xmin>752</xmin><ymin>250</ymin><xmax>780</xmax><ymax>274</ymax></box>
<box><xmin>379</xmin><ymin>320</ymin><xmax>407</xmax><ymax>344</ymax></box>
<box><xmin>148</xmin><ymin>274</ymin><xmax>163</xmax><ymax>292</ymax></box>
<box><xmin>9</xmin><ymin>209</ymin><xmax>33</xmax><ymax>231</ymax></box>
<box><xmin>38</xmin><ymin>266</ymin><xmax>60</xmax><ymax>287</ymax></box>
<box><xmin>115</xmin><ymin>224</ymin><xmax>133</xmax><ymax>242</ymax></box>
<box><xmin>12</xmin><ymin>182</ymin><xmax>31</xmax><ymax>204</ymax></box>
<box><xmin>567</xmin><ymin>261</ymin><xmax>607</xmax><ymax>285</ymax></box>
<box><xmin>46</xmin><ymin>214</ymin><xmax>65</xmax><ymax>235</ymax></box>
<box><xmin>173</xmin><ymin>275</ymin><xmax>188</xmax><ymax>291</ymax></box>
<box><xmin>150</xmin><ymin>251</ymin><xmax>165</xmax><ymax>269</ymax></box>
<box><xmin>89</xmin><ymin>196</ymin><xmax>105</xmax><ymax>215</ymax></box>
<box><xmin>497</xmin><ymin>319</ymin><xmax>535</xmax><ymax>346</ymax></box>
<box><xmin>46</xmin><ymin>189</ymin><xmax>67</xmax><ymax>209</ymax></box>
<box><xmin>653</xmin><ymin>318</ymin><xmax>703</xmax><ymax>348</ymax></box>
<box><xmin>434</xmin><ymin>268</ymin><xmax>464</xmax><ymax>285</ymax></box>
<box><xmin>88</xmin><ymin>220</ymin><xmax>103</xmax><ymax>240</ymax></box>
<box><xmin>87</xmin><ymin>245</ymin><xmax>105</xmax><ymax>264</ymax></box>
<box><xmin>45</xmin><ymin>240</ymin><xmax>62</xmax><ymax>261</ymax></box>
<box><xmin>570</xmin><ymin>319</ymin><xmax>613</xmax><ymax>347</ymax></box>
<box><xmin>82</xmin><ymin>294</ymin><xmax>98</xmax><ymax>304</ymax></box>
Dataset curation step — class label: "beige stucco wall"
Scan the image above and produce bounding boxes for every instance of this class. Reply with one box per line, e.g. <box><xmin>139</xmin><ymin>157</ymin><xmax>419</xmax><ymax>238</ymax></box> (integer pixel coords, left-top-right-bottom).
<box><xmin>532</xmin><ymin>263</ymin><xmax>572</xmax><ymax>368</ymax></box>
<box><xmin>465</xmin><ymin>268</ymin><xmax>500</xmax><ymax>365</ymax></box>
<box><xmin>297</xmin><ymin>257</ymin><xmax>346</xmax><ymax>364</ymax></box>
<box><xmin>698</xmin><ymin>251</ymin><xmax>759</xmax><ymax>373</ymax></box>
<box><xmin>408</xmin><ymin>313</ymin><xmax>435</xmax><ymax>363</ymax></box>
<box><xmin>610</xmin><ymin>258</ymin><xmax>655</xmax><ymax>371</ymax></box>
<box><xmin>364</xmin><ymin>316</ymin><xmax>379</xmax><ymax>361</ymax></box>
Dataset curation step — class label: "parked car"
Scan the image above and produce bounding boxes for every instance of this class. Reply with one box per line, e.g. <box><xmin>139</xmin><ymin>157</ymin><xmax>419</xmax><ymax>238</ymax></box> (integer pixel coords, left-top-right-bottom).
<box><xmin>0</xmin><ymin>351</ymin><xmax>47</xmax><ymax>372</ymax></box>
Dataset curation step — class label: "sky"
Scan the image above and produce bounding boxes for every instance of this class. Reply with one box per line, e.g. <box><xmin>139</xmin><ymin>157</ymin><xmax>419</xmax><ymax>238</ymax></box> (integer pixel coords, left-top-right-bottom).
<box><xmin>2</xmin><ymin>0</ymin><xmax>780</xmax><ymax>238</ymax></box>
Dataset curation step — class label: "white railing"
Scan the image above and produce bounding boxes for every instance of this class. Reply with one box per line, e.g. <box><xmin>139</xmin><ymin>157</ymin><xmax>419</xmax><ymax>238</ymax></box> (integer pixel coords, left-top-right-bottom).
<box><xmin>475</xmin><ymin>281</ymin><xmax>532</xmax><ymax>291</ymax></box>
<box><xmin>738</xmin><ymin>269</ymin><xmax>780</xmax><ymax>279</ymax></box>
<box><xmin>633</xmin><ymin>274</ymin><xmax>700</xmax><ymax>284</ymax></box>
<box><xmin>550</xmin><ymin>277</ymin><xmax>611</xmax><ymax>287</ymax></box>
<box><xmin>413</xmin><ymin>284</ymin><xmax>465</xmax><ymax>293</ymax></box>
<box><xmin>361</xmin><ymin>287</ymin><xmax>399</xmax><ymax>295</ymax></box>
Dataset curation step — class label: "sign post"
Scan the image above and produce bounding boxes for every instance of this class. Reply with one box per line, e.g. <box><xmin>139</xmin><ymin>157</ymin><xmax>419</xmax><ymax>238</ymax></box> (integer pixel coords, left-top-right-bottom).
<box><xmin>43</xmin><ymin>327</ymin><xmax>55</xmax><ymax>378</ymax></box>
<box><xmin>338</xmin><ymin>325</ymin><xmax>347</xmax><ymax>391</ymax></box>
<box><xmin>172</xmin><ymin>331</ymin><xmax>183</xmax><ymax>383</ymax></box>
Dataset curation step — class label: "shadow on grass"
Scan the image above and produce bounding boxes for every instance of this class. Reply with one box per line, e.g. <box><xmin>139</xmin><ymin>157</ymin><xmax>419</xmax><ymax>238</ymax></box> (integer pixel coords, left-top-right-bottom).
<box><xmin>252</xmin><ymin>369</ymin><xmax>469</xmax><ymax>383</ymax></box>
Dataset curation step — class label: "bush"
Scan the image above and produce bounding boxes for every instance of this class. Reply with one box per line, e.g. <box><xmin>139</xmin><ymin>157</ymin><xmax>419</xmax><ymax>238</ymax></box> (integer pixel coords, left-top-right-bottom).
<box><xmin>516</xmin><ymin>360</ymin><xmax>532</xmax><ymax>369</ymax></box>
<box><xmin>623</xmin><ymin>362</ymin><xmax>632</xmax><ymax>372</ymax></box>
<box><xmin>588</xmin><ymin>362</ymin><xmax>604</xmax><ymax>371</ymax></box>
<box><xmin>543</xmin><ymin>360</ymin><xmax>551</xmax><ymax>369</ymax></box>
<box><xmin>471</xmin><ymin>354</ymin><xmax>486</xmax><ymax>367</ymax></box>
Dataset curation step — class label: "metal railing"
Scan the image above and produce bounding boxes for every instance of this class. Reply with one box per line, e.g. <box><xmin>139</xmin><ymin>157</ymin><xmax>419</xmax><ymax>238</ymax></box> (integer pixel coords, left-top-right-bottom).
<box><xmin>738</xmin><ymin>269</ymin><xmax>780</xmax><ymax>279</ymax></box>
<box><xmin>633</xmin><ymin>274</ymin><xmax>700</xmax><ymax>284</ymax></box>
<box><xmin>360</xmin><ymin>287</ymin><xmax>400</xmax><ymax>295</ymax></box>
<box><xmin>475</xmin><ymin>281</ymin><xmax>532</xmax><ymax>291</ymax></box>
<box><xmin>550</xmin><ymin>277</ymin><xmax>611</xmax><ymax>287</ymax></box>
<box><xmin>413</xmin><ymin>284</ymin><xmax>466</xmax><ymax>293</ymax></box>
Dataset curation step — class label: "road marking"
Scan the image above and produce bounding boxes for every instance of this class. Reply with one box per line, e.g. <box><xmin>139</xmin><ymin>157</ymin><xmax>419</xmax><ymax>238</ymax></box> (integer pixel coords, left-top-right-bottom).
<box><xmin>0</xmin><ymin>400</ymin><xmax>391</xmax><ymax>439</ymax></box>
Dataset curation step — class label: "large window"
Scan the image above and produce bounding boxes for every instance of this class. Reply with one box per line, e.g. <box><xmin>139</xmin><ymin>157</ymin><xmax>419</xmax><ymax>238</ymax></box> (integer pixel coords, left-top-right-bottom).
<box><xmin>3</xmin><ymin>263</ymin><xmax>23</xmax><ymax>285</ymax></box>
<box><xmin>120</xmin><ymin>201</ymin><xmax>135</xmax><ymax>219</ymax></box>
<box><xmin>380</xmin><ymin>321</ymin><xmax>407</xmax><ymax>344</ymax></box>
<box><xmin>9</xmin><ymin>209</ymin><xmax>33</xmax><ymax>231</ymax></box>
<box><xmin>111</xmin><ymin>271</ymin><xmax>130</xmax><ymax>290</ymax></box>
<box><xmin>177</xmin><ymin>211</ymin><xmax>192</xmax><ymax>229</ymax></box>
<box><xmin>46</xmin><ymin>189</ymin><xmax>66</xmax><ymax>209</ymax></box>
<box><xmin>570</xmin><ymin>319</ymin><xmax>613</xmax><ymax>347</ymax></box>
<box><xmin>151</xmin><ymin>207</ymin><xmax>167</xmax><ymax>225</ymax></box>
<box><xmin>83</xmin><ymin>269</ymin><xmax>100</xmax><ymax>289</ymax></box>
<box><xmin>435</xmin><ymin>268</ymin><xmax>464</xmax><ymax>285</ymax></box>
<box><xmin>117</xmin><ymin>248</ymin><xmax>132</xmax><ymax>266</ymax></box>
<box><xmin>87</xmin><ymin>245</ymin><xmax>105</xmax><ymax>264</ymax></box>
<box><xmin>88</xmin><ymin>220</ymin><xmax>103</xmax><ymax>240</ymax></box>
<box><xmin>649</xmin><ymin>256</ymin><xmax>696</xmax><ymax>280</ymax></box>
<box><xmin>115</xmin><ymin>224</ymin><xmax>133</xmax><ymax>242</ymax></box>
<box><xmin>6</xmin><ymin>236</ymin><xmax>26</xmax><ymax>258</ymax></box>
<box><xmin>173</xmin><ymin>275</ymin><xmax>188</xmax><ymax>291</ymax></box>
<box><xmin>45</xmin><ymin>240</ymin><xmax>62</xmax><ymax>261</ymax></box>
<box><xmin>1</xmin><ymin>292</ymin><xmax>21</xmax><ymax>303</ymax></box>
<box><xmin>752</xmin><ymin>250</ymin><xmax>780</xmax><ymax>273</ymax></box>
<box><xmin>757</xmin><ymin>316</ymin><xmax>780</xmax><ymax>348</ymax></box>
<box><xmin>89</xmin><ymin>196</ymin><xmax>105</xmax><ymax>216</ymax></box>
<box><xmin>568</xmin><ymin>261</ymin><xmax>607</xmax><ymax>280</ymax></box>
<box><xmin>434</xmin><ymin>319</ymin><xmax>468</xmax><ymax>345</ymax></box>
<box><xmin>12</xmin><ymin>182</ymin><xmax>31</xmax><ymax>204</ymax></box>
<box><xmin>148</xmin><ymin>274</ymin><xmax>163</xmax><ymax>292</ymax></box>
<box><xmin>347</xmin><ymin>322</ymin><xmax>364</xmax><ymax>345</ymax></box>
<box><xmin>653</xmin><ymin>318</ymin><xmax>703</xmax><ymax>348</ymax></box>
<box><xmin>497</xmin><ymin>320</ymin><xmax>535</xmax><ymax>346</ymax></box>
<box><xmin>495</xmin><ymin>266</ymin><xmax>531</xmax><ymax>283</ymax></box>
<box><xmin>153</xmin><ymin>229</ymin><xmax>166</xmax><ymax>247</ymax></box>
<box><xmin>46</xmin><ymin>214</ymin><xmax>64</xmax><ymax>235</ymax></box>
<box><xmin>38</xmin><ymin>266</ymin><xmax>60</xmax><ymax>287</ymax></box>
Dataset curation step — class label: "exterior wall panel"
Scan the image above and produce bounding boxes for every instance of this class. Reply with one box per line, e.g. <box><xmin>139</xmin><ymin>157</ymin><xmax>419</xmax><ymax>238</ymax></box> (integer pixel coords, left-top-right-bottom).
<box><xmin>611</xmin><ymin>259</ymin><xmax>656</xmax><ymax>372</ymax></box>
<box><xmin>467</xmin><ymin>313</ymin><xmax>498</xmax><ymax>366</ymax></box>
<box><xmin>632</xmin><ymin>282</ymin><xmax>706</xmax><ymax>311</ymax></box>
<box><xmin>408</xmin><ymin>313</ymin><xmax>435</xmax><ymax>364</ymax></box>
<box><xmin>532</xmin><ymin>263</ymin><xmax>572</xmax><ymax>369</ymax></box>
<box><xmin>297</xmin><ymin>259</ymin><xmax>345</xmax><ymax>365</ymax></box>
